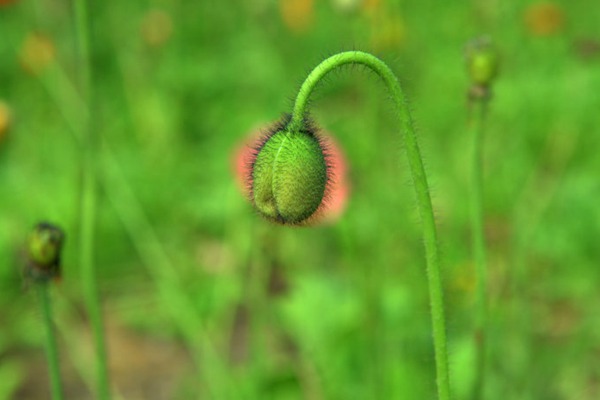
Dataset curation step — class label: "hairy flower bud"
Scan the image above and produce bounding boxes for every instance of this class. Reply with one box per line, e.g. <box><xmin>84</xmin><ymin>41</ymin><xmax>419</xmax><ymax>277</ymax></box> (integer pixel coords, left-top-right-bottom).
<box><xmin>251</xmin><ymin>120</ymin><xmax>328</xmax><ymax>224</ymax></box>
<box><xmin>234</xmin><ymin>119</ymin><xmax>348</xmax><ymax>226</ymax></box>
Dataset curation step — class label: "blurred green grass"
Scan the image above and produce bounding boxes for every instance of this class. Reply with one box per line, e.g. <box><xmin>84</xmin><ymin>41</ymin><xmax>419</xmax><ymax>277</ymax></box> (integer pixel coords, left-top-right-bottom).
<box><xmin>1</xmin><ymin>0</ymin><xmax>600</xmax><ymax>399</ymax></box>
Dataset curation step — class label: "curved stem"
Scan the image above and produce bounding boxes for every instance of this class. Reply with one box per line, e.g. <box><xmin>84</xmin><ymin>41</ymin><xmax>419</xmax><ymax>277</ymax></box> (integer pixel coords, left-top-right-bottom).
<box><xmin>38</xmin><ymin>283</ymin><xmax>64</xmax><ymax>400</ymax></box>
<box><xmin>290</xmin><ymin>51</ymin><xmax>451</xmax><ymax>400</ymax></box>
<box><xmin>469</xmin><ymin>99</ymin><xmax>489</xmax><ymax>400</ymax></box>
<box><xmin>73</xmin><ymin>0</ymin><xmax>110</xmax><ymax>398</ymax></box>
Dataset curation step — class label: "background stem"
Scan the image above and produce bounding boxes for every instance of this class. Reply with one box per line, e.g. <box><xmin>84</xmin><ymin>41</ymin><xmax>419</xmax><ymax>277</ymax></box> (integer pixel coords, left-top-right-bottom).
<box><xmin>290</xmin><ymin>51</ymin><xmax>451</xmax><ymax>400</ymax></box>
<box><xmin>470</xmin><ymin>98</ymin><xmax>489</xmax><ymax>400</ymax></box>
<box><xmin>73</xmin><ymin>0</ymin><xmax>110</xmax><ymax>398</ymax></box>
<box><xmin>37</xmin><ymin>283</ymin><xmax>64</xmax><ymax>400</ymax></box>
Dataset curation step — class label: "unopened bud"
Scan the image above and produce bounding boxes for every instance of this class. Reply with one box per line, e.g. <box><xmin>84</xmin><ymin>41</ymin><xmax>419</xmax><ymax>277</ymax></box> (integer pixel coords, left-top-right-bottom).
<box><xmin>25</xmin><ymin>222</ymin><xmax>65</xmax><ymax>283</ymax></box>
<box><xmin>251</xmin><ymin>119</ymin><xmax>328</xmax><ymax>224</ymax></box>
<box><xmin>465</xmin><ymin>37</ymin><xmax>499</xmax><ymax>87</ymax></box>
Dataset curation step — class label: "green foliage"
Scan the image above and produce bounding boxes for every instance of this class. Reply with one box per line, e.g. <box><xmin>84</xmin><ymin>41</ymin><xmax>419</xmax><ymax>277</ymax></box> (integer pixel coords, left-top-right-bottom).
<box><xmin>1</xmin><ymin>0</ymin><xmax>599</xmax><ymax>399</ymax></box>
<box><xmin>0</xmin><ymin>359</ymin><xmax>23</xmax><ymax>400</ymax></box>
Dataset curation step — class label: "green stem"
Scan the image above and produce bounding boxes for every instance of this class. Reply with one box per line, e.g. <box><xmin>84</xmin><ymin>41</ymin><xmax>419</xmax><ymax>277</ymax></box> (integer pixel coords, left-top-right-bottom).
<box><xmin>247</xmin><ymin>223</ymin><xmax>271</xmax><ymax>389</ymax></box>
<box><xmin>73</xmin><ymin>0</ymin><xmax>110</xmax><ymax>398</ymax></box>
<box><xmin>37</xmin><ymin>283</ymin><xmax>64</xmax><ymax>400</ymax></box>
<box><xmin>290</xmin><ymin>51</ymin><xmax>451</xmax><ymax>400</ymax></box>
<box><xmin>469</xmin><ymin>99</ymin><xmax>489</xmax><ymax>400</ymax></box>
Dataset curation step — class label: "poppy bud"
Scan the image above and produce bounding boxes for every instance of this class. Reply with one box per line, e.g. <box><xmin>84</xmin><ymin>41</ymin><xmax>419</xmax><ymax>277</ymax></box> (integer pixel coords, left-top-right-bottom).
<box><xmin>234</xmin><ymin>119</ymin><xmax>348</xmax><ymax>226</ymax></box>
<box><xmin>251</xmin><ymin>120</ymin><xmax>328</xmax><ymax>224</ymax></box>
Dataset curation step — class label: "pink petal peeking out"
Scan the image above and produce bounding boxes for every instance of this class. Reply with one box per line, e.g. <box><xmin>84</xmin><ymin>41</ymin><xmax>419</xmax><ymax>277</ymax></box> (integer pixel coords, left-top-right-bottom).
<box><xmin>232</xmin><ymin>123</ymin><xmax>350</xmax><ymax>225</ymax></box>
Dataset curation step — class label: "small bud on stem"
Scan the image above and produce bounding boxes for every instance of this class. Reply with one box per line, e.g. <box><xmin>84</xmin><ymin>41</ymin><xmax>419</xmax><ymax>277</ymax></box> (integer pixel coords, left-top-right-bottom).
<box><xmin>465</xmin><ymin>37</ymin><xmax>500</xmax><ymax>102</ymax></box>
<box><xmin>25</xmin><ymin>222</ymin><xmax>65</xmax><ymax>284</ymax></box>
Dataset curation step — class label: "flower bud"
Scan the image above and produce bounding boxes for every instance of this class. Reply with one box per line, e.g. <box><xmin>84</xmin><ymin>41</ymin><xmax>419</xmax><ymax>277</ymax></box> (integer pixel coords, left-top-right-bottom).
<box><xmin>251</xmin><ymin>122</ymin><xmax>328</xmax><ymax>224</ymax></box>
<box><xmin>465</xmin><ymin>37</ymin><xmax>499</xmax><ymax>87</ymax></box>
<box><xmin>234</xmin><ymin>119</ymin><xmax>348</xmax><ymax>226</ymax></box>
<box><xmin>25</xmin><ymin>222</ymin><xmax>65</xmax><ymax>283</ymax></box>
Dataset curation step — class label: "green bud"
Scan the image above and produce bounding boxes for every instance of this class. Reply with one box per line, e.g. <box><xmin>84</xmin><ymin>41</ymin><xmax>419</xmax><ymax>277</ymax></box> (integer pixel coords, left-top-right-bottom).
<box><xmin>26</xmin><ymin>222</ymin><xmax>65</xmax><ymax>282</ymax></box>
<box><xmin>465</xmin><ymin>37</ymin><xmax>499</xmax><ymax>87</ymax></box>
<box><xmin>251</xmin><ymin>123</ymin><xmax>328</xmax><ymax>224</ymax></box>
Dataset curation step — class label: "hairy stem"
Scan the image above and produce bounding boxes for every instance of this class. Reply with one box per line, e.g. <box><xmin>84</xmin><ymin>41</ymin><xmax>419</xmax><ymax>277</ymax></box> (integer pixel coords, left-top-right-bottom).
<box><xmin>73</xmin><ymin>0</ymin><xmax>110</xmax><ymax>398</ymax></box>
<box><xmin>38</xmin><ymin>283</ymin><xmax>64</xmax><ymax>400</ymax></box>
<box><xmin>290</xmin><ymin>51</ymin><xmax>451</xmax><ymax>400</ymax></box>
<box><xmin>469</xmin><ymin>99</ymin><xmax>489</xmax><ymax>400</ymax></box>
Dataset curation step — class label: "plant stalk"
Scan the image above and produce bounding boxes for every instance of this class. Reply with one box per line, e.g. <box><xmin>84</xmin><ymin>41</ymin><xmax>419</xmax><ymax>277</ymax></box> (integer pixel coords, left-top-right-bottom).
<box><xmin>73</xmin><ymin>0</ymin><xmax>110</xmax><ymax>398</ymax></box>
<box><xmin>469</xmin><ymin>98</ymin><xmax>489</xmax><ymax>400</ymax></box>
<box><xmin>290</xmin><ymin>51</ymin><xmax>451</xmax><ymax>400</ymax></box>
<box><xmin>38</xmin><ymin>283</ymin><xmax>64</xmax><ymax>400</ymax></box>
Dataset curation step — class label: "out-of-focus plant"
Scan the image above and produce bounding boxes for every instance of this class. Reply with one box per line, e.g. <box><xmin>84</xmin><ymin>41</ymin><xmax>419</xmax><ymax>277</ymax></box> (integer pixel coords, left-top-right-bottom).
<box><xmin>279</xmin><ymin>0</ymin><xmax>314</xmax><ymax>34</ymax></box>
<box><xmin>0</xmin><ymin>101</ymin><xmax>11</xmax><ymax>144</ymax></box>
<box><xmin>72</xmin><ymin>0</ymin><xmax>110</xmax><ymax>397</ymax></box>
<box><xmin>465</xmin><ymin>36</ymin><xmax>500</xmax><ymax>400</ymax></box>
<box><xmin>25</xmin><ymin>222</ymin><xmax>66</xmax><ymax>400</ymax></box>
<box><xmin>524</xmin><ymin>2</ymin><xmax>565</xmax><ymax>37</ymax></box>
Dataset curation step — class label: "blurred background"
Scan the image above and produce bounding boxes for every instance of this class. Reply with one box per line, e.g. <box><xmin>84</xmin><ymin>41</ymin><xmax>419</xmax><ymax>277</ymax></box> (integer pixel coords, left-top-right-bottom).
<box><xmin>1</xmin><ymin>0</ymin><xmax>599</xmax><ymax>399</ymax></box>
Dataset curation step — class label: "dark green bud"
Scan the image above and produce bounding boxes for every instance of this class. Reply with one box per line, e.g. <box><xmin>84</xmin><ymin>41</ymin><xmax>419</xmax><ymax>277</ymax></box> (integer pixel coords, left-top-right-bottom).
<box><xmin>26</xmin><ymin>222</ymin><xmax>65</xmax><ymax>282</ymax></box>
<box><xmin>465</xmin><ymin>37</ymin><xmax>499</xmax><ymax>87</ymax></box>
<box><xmin>251</xmin><ymin>120</ymin><xmax>328</xmax><ymax>224</ymax></box>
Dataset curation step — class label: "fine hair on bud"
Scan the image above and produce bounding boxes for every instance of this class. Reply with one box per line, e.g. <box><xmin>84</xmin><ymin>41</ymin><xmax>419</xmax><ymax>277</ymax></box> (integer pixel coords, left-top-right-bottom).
<box><xmin>246</xmin><ymin>115</ymin><xmax>337</xmax><ymax>225</ymax></box>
